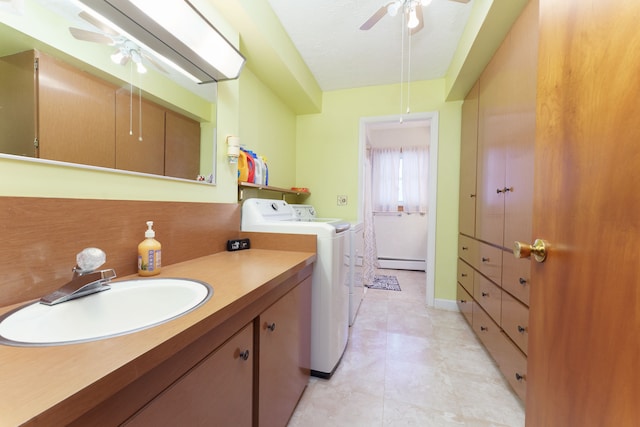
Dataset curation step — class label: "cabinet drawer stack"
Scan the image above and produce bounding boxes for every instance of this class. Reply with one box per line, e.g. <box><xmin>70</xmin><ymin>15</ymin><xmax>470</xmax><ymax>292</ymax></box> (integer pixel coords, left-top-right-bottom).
<box><xmin>456</xmin><ymin>0</ymin><xmax>537</xmax><ymax>404</ymax></box>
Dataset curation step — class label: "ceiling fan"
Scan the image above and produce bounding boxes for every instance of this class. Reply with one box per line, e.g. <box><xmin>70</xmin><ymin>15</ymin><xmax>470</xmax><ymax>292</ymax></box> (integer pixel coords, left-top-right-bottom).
<box><xmin>69</xmin><ymin>11</ymin><xmax>167</xmax><ymax>74</ymax></box>
<box><xmin>360</xmin><ymin>0</ymin><xmax>471</xmax><ymax>35</ymax></box>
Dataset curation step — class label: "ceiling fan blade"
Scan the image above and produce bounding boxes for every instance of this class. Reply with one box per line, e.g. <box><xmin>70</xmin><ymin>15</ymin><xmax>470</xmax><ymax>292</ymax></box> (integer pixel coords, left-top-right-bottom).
<box><xmin>410</xmin><ymin>5</ymin><xmax>424</xmax><ymax>35</ymax></box>
<box><xmin>141</xmin><ymin>52</ymin><xmax>169</xmax><ymax>74</ymax></box>
<box><xmin>360</xmin><ymin>2</ymin><xmax>394</xmax><ymax>30</ymax></box>
<box><xmin>448</xmin><ymin>0</ymin><xmax>471</xmax><ymax>3</ymax></box>
<box><xmin>78</xmin><ymin>10</ymin><xmax>120</xmax><ymax>36</ymax></box>
<box><xmin>69</xmin><ymin>27</ymin><xmax>114</xmax><ymax>45</ymax></box>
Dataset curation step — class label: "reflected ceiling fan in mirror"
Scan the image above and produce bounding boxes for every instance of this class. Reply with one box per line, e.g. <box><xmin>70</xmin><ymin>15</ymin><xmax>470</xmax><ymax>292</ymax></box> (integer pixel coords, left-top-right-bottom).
<box><xmin>69</xmin><ymin>11</ymin><xmax>167</xmax><ymax>75</ymax></box>
<box><xmin>360</xmin><ymin>0</ymin><xmax>470</xmax><ymax>35</ymax></box>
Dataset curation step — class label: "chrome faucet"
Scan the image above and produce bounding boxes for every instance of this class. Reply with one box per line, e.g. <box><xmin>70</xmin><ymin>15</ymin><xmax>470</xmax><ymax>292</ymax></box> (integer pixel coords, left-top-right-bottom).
<box><xmin>40</xmin><ymin>248</ymin><xmax>117</xmax><ymax>306</ymax></box>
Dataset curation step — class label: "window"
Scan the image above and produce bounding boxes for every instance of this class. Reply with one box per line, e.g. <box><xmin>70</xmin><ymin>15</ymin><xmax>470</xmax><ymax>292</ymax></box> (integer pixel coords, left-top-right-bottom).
<box><xmin>371</xmin><ymin>146</ymin><xmax>428</xmax><ymax>213</ymax></box>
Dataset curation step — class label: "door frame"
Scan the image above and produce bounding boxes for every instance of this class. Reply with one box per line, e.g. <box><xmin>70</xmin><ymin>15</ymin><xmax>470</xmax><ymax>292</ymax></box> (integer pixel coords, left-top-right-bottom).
<box><xmin>358</xmin><ymin>111</ymin><xmax>439</xmax><ymax>307</ymax></box>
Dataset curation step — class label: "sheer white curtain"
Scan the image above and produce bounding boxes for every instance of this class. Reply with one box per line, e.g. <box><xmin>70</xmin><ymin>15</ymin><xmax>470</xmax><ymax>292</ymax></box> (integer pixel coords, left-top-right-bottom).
<box><xmin>363</xmin><ymin>148</ymin><xmax>379</xmax><ymax>285</ymax></box>
<box><xmin>371</xmin><ymin>147</ymin><xmax>401</xmax><ymax>212</ymax></box>
<box><xmin>402</xmin><ymin>145</ymin><xmax>429</xmax><ymax>213</ymax></box>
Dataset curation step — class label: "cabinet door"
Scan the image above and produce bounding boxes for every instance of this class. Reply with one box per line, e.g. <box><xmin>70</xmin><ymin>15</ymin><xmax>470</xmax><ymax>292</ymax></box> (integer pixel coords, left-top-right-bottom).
<box><xmin>125</xmin><ymin>323</ymin><xmax>253</xmax><ymax>427</ymax></box>
<box><xmin>258</xmin><ymin>277</ymin><xmax>311</xmax><ymax>427</ymax></box>
<box><xmin>115</xmin><ymin>88</ymin><xmax>166</xmax><ymax>175</ymax></box>
<box><xmin>459</xmin><ymin>81</ymin><xmax>479</xmax><ymax>237</ymax></box>
<box><xmin>165</xmin><ymin>110</ymin><xmax>200</xmax><ymax>180</ymax></box>
<box><xmin>37</xmin><ymin>51</ymin><xmax>116</xmax><ymax>168</ymax></box>
<box><xmin>0</xmin><ymin>50</ymin><xmax>37</xmax><ymax>157</ymax></box>
<box><xmin>476</xmin><ymin>41</ymin><xmax>509</xmax><ymax>246</ymax></box>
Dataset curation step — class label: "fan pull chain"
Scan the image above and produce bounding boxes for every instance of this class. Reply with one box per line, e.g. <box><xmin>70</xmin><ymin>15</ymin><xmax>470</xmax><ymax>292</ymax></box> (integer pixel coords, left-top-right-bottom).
<box><xmin>406</xmin><ymin>31</ymin><xmax>412</xmax><ymax>115</ymax></box>
<box><xmin>138</xmin><ymin>72</ymin><xmax>143</xmax><ymax>142</ymax></box>
<box><xmin>399</xmin><ymin>10</ymin><xmax>405</xmax><ymax>124</ymax></box>
<box><xmin>129</xmin><ymin>61</ymin><xmax>133</xmax><ymax>136</ymax></box>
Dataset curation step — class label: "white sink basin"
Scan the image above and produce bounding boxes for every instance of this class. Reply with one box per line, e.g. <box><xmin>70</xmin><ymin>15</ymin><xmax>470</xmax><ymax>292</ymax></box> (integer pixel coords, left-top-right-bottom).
<box><xmin>0</xmin><ymin>278</ymin><xmax>212</xmax><ymax>346</ymax></box>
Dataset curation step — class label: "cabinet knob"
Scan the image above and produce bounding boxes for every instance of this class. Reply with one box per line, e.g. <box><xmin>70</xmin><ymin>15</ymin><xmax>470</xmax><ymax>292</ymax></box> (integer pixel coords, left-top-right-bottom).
<box><xmin>266</xmin><ymin>322</ymin><xmax>276</xmax><ymax>332</ymax></box>
<box><xmin>515</xmin><ymin>372</ymin><xmax>526</xmax><ymax>382</ymax></box>
<box><xmin>459</xmin><ymin>299</ymin><xmax>467</xmax><ymax>303</ymax></box>
<box><xmin>517</xmin><ymin>325</ymin><xmax>527</xmax><ymax>334</ymax></box>
<box><xmin>480</xmin><ymin>326</ymin><xmax>488</xmax><ymax>331</ymax></box>
<box><xmin>462</xmin><ymin>246</ymin><xmax>469</xmax><ymax>250</ymax></box>
<box><xmin>496</xmin><ymin>188</ymin><xmax>504</xmax><ymax>194</ymax></box>
<box><xmin>519</xmin><ymin>277</ymin><xmax>527</xmax><ymax>285</ymax></box>
<box><xmin>514</xmin><ymin>239</ymin><xmax>549</xmax><ymax>263</ymax></box>
<box><xmin>470</xmin><ymin>194</ymin><xmax>476</xmax><ymax>198</ymax></box>
<box><xmin>461</xmin><ymin>273</ymin><xmax>468</xmax><ymax>277</ymax></box>
<box><xmin>481</xmin><ymin>257</ymin><xmax>490</xmax><ymax>262</ymax></box>
<box><xmin>238</xmin><ymin>349</ymin><xmax>250</xmax><ymax>361</ymax></box>
<box><xmin>481</xmin><ymin>291</ymin><xmax>489</xmax><ymax>297</ymax></box>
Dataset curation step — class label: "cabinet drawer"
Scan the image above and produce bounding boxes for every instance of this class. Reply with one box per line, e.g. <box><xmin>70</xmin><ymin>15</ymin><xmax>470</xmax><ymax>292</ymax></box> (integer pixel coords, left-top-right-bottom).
<box><xmin>476</xmin><ymin>242</ymin><xmax>503</xmax><ymax>285</ymax></box>
<box><xmin>502</xmin><ymin>254</ymin><xmax>531</xmax><ymax>306</ymax></box>
<box><xmin>473</xmin><ymin>272</ymin><xmax>502</xmax><ymax>324</ymax></box>
<box><xmin>457</xmin><ymin>259</ymin><xmax>474</xmax><ymax>294</ymax></box>
<box><xmin>502</xmin><ymin>292</ymin><xmax>529</xmax><ymax>355</ymax></box>
<box><xmin>456</xmin><ymin>283</ymin><xmax>473</xmax><ymax>326</ymax></box>
<box><xmin>458</xmin><ymin>234</ymin><xmax>478</xmax><ymax>265</ymax></box>
<box><xmin>493</xmin><ymin>332</ymin><xmax>528</xmax><ymax>402</ymax></box>
<box><xmin>472</xmin><ymin>303</ymin><xmax>503</xmax><ymax>358</ymax></box>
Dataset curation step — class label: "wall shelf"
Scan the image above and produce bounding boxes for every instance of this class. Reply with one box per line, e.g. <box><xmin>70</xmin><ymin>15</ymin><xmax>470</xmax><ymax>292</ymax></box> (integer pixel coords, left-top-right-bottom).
<box><xmin>238</xmin><ymin>182</ymin><xmax>311</xmax><ymax>201</ymax></box>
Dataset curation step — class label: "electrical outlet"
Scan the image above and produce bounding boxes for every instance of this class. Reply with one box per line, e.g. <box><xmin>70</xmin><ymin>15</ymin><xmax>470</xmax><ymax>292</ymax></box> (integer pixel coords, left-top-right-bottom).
<box><xmin>337</xmin><ymin>195</ymin><xmax>348</xmax><ymax>206</ymax></box>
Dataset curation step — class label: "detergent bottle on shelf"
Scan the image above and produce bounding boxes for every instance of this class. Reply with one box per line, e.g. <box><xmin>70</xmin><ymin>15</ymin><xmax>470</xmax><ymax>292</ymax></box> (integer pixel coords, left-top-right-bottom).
<box><xmin>262</xmin><ymin>156</ymin><xmax>269</xmax><ymax>185</ymax></box>
<box><xmin>245</xmin><ymin>149</ymin><xmax>256</xmax><ymax>183</ymax></box>
<box><xmin>252</xmin><ymin>152</ymin><xmax>263</xmax><ymax>185</ymax></box>
<box><xmin>237</xmin><ymin>149</ymin><xmax>249</xmax><ymax>182</ymax></box>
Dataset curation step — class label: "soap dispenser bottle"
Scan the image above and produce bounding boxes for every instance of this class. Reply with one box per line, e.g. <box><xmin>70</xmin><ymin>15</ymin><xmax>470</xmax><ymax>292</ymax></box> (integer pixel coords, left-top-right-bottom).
<box><xmin>138</xmin><ymin>221</ymin><xmax>161</xmax><ymax>276</ymax></box>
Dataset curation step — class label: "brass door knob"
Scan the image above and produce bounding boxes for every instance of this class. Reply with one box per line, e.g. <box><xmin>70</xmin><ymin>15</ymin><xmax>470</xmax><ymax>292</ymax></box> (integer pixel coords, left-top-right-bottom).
<box><xmin>513</xmin><ymin>239</ymin><xmax>548</xmax><ymax>262</ymax></box>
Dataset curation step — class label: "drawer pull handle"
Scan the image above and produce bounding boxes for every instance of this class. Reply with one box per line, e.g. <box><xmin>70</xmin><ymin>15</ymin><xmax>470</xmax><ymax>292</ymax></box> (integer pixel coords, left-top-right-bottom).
<box><xmin>519</xmin><ymin>277</ymin><xmax>527</xmax><ymax>285</ymax></box>
<box><xmin>462</xmin><ymin>246</ymin><xmax>469</xmax><ymax>250</ymax></box>
<box><xmin>481</xmin><ymin>291</ymin><xmax>489</xmax><ymax>297</ymax></box>
<box><xmin>515</xmin><ymin>373</ymin><xmax>526</xmax><ymax>382</ymax></box>
<box><xmin>481</xmin><ymin>257</ymin><xmax>490</xmax><ymax>262</ymax></box>
<box><xmin>480</xmin><ymin>326</ymin><xmax>488</xmax><ymax>331</ymax></box>
<box><xmin>459</xmin><ymin>299</ymin><xmax>467</xmax><ymax>303</ymax></box>
<box><xmin>470</xmin><ymin>194</ymin><xmax>476</xmax><ymax>198</ymax></box>
<box><xmin>461</xmin><ymin>273</ymin><xmax>468</xmax><ymax>277</ymax></box>
<box><xmin>266</xmin><ymin>322</ymin><xmax>277</xmax><ymax>332</ymax></box>
<box><xmin>517</xmin><ymin>325</ymin><xmax>527</xmax><ymax>334</ymax></box>
<box><xmin>496</xmin><ymin>188</ymin><xmax>504</xmax><ymax>194</ymax></box>
<box><xmin>238</xmin><ymin>350</ymin><xmax>250</xmax><ymax>361</ymax></box>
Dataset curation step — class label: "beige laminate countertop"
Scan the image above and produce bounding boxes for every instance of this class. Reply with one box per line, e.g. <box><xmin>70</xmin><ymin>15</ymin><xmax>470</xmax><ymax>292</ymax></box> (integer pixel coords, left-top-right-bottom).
<box><xmin>0</xmin><ymin>248</ymin><xmax>315</xmax><ymax>427</ymax></box>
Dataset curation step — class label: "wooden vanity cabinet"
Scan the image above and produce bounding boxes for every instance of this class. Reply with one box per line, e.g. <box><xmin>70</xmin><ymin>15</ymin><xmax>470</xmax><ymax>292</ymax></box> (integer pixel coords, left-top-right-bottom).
<box><xmin>125</xmin><ymin>323</ymin><xmax>254</xmax><ymax>427</ymax></box>
<box><xmin>256</xmin><ymin>276</ymin><xmax>311</xmax><ymax>427</ymax></box>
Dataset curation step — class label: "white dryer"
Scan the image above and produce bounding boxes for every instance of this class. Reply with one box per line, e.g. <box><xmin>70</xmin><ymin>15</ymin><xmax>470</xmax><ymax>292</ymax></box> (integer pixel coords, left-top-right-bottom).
<box><xmin>241</xmin><ymin>199</ymin><xmax>350</xmax><ymax>378</ymax></box>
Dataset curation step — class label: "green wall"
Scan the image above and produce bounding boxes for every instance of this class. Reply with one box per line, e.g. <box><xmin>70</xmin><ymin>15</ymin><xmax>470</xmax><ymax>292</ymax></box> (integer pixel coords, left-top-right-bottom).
<box><xmin>238</xmin><ymin>69</ymin><xmax>297</xmax><ymax>188</ymax></box>
<box><xmin>296</xmin><ymin>79</ymin><xmax>462</xmax><ymax>301</ymax></box>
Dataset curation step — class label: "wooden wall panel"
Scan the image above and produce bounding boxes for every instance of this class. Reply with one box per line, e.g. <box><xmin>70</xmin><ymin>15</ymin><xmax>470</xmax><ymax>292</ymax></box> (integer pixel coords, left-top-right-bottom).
<box><xmin>0</xmin><ymin>197</ymin><xmax>240</xmax><ymax>307</ymax></box>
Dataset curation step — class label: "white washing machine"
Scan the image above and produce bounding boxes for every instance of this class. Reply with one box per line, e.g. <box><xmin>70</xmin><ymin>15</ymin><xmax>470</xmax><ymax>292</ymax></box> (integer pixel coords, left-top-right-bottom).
<box><xmin>293</xmin><ymin>205</ymin><xmax>365</xmax><ymax>327</ymax></box>
<box><xmin>347</xmin><ymin>222</ymin><xmax>365</xmax><ymax>326</ymax></box>
<box><xmin>241</xmin><ymin>199</ymin><xmax>350</xmax><ymax>378</ymax></box>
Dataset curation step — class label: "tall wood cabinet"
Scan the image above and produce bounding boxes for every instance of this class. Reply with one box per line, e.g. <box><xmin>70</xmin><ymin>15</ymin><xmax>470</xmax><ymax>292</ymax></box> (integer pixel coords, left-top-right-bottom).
<box><xmin>457</xmin><ymin>0</ymin><xmax>538</xmax><ymax>403</ymax></box>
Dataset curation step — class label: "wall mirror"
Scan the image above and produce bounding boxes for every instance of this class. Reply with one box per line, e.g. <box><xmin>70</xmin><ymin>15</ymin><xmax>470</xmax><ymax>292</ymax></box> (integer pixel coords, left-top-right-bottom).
<box><xmin>0</xmin><ymin>0</ymin><xmax>219</xmax><ymax>183</ymax></box>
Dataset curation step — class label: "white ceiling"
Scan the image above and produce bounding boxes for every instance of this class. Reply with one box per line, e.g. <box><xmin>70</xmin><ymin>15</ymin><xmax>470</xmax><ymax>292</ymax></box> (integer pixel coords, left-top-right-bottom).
<box><xmin>266</xmin><ymin>0</ymin><xmax>474</xmax><ymax>91</ymax></box>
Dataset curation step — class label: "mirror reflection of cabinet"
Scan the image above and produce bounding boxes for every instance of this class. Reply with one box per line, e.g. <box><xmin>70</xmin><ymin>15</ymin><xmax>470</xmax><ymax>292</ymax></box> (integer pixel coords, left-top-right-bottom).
<box><xmin>0</xmin><ymin>49</ymin><xmax>201</xmax><ymax>179</ymax></box>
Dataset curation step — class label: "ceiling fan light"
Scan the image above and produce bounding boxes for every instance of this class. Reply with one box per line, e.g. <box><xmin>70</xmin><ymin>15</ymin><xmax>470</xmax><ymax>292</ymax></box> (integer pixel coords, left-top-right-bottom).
<box><xmin>407</xmin><ymin>8</ymin><xmax>419</xmax><ymax>29</ymax></box>
<box><xmin>110</xmin><ymin>49</ymin><xmax>126</xmax><ymax>65</ymax></box>
<box><xmin>387</xmin><ymin>1</ymin><xmax>401</xmax><ymax>17</ymax></box>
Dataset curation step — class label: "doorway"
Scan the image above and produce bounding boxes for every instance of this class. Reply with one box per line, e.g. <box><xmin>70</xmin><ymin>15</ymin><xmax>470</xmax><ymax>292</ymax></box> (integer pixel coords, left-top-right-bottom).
<box><xmin>358</xmin><ymin>112</ymin><xmax>439</xmax><ymax>306</ymax></box>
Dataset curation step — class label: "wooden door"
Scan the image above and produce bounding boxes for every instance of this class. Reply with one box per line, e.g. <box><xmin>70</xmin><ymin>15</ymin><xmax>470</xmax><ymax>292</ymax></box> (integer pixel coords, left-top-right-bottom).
<box><xmin>527</xmin><ymin>0</ymin><xmax>640</xmax><ymax>425</ymax></box>
<box><xmin>124</xmin><ymin>323</ymin><xmax>253</xmax><ymax>427</ymax></box>
<box><xmin>37</xmin><ymin>51</ymin><xmax>116</xmax><ymax>168</ymax></box>
<box><xmin>257</xmin><ymin>277</ymin><xmax>311</xmax><ymax>427</ymax></box>
<box><xmin>115</xmin><ymin>88</ymin><xmax>166</xmax><ymax>175</ymax></box>
<box><xmin>458</xmin><ymin>81</ymin><xmax>479</xmax><ymax>237</ymax></box>
<box><xmin>165</xmin><ymin>110</ymin><xmax>201</xmax><ymax>180</ymax></box>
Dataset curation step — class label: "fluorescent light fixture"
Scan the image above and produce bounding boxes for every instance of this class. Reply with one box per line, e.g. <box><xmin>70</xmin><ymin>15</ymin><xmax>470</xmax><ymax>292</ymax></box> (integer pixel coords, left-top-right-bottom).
<box><xmin>76</xmin><ymin>0</ymin><xmax>245</xmax><ymax>83</ymax></box>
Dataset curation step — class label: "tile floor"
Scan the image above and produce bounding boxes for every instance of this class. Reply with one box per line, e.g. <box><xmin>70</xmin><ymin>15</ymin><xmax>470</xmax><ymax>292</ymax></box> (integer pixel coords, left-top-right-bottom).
<box><xmin>288</xmin><ymin>269</ymin><xmax>525</xmax><ymax>427</ymax></box>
